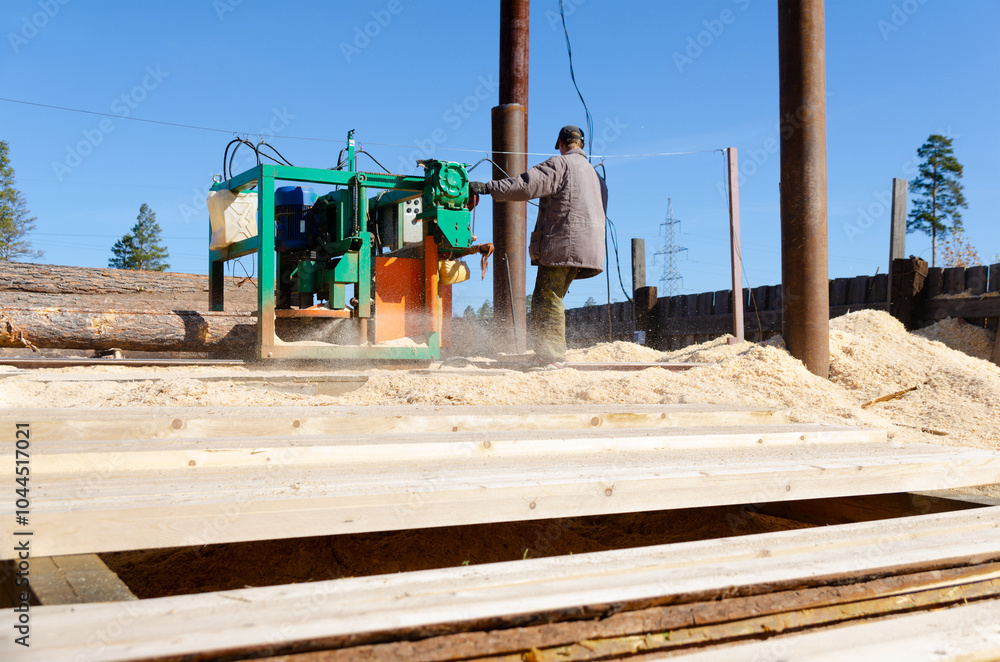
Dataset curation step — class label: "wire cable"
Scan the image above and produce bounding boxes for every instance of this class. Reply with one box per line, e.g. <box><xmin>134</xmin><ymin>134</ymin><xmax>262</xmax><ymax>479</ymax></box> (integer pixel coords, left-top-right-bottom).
<box><xmin>356</xmin><ymin>149</ymin><xmax>391</xmax><ymax>174</ymax></box>
<box><xmin>559</xmin><ymin>0</ymin><xmax>595</xmax><ymax>162</ymax></box>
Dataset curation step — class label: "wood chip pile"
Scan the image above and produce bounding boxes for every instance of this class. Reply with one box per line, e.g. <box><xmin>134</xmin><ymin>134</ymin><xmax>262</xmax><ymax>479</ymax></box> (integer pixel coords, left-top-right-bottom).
<box><xmin>1</xmin><ymin>311</ymin><xmax>997</xmax><ymax>454</ymax></box>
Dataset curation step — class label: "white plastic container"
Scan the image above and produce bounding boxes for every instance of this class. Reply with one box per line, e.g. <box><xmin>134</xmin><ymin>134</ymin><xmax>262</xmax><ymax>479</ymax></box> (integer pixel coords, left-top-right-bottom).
<box><xmin>207</xmin><ymin>190</ymin><xmax>258</xmax><ymax>250</ymax></box>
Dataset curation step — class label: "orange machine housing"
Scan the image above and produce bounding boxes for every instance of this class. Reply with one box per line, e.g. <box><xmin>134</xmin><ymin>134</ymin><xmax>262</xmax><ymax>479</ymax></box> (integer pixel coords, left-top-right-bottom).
<box><xmin>374</xmin><ymin>237</ymin><xmax>452</xmax><ymax>347</ymax></box>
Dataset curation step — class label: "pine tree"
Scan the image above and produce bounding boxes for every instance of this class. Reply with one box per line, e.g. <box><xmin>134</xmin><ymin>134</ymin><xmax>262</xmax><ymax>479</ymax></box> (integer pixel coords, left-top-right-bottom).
<box><xmin>109</xmin><ymin>203</ymin><xmax>170</xmax><ymax>271</ymax></box>
<box><xmin>584</xmin><ymin>296</ymin><xmax>597</xmax><ymax>306</ymax></box>
<box><xmin>907</xmin><ymin>134</ymin><xmax>967</xmax><ymax>267</ymax></box>
<box><xmin>463</xmin><ymin>305</ymin><xmax>476</xmax><ymax>318</ymax></box>
<box><xmin>477</xmin><ymin>299</ymin><xmax>493</xmax><ymax>319</ymax></box>
<box><xmin>0</xmin><ymin>141</ymin><xmax>44</xmax><ymax>261</ymax></box>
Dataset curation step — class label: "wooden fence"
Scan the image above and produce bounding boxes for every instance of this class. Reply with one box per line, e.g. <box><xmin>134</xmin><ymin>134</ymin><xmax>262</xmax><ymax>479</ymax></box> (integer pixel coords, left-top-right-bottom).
<box><xmin>566</xmin><ymin>259</ymin><xmax>1000</xmax><ymax>351</ymax></box>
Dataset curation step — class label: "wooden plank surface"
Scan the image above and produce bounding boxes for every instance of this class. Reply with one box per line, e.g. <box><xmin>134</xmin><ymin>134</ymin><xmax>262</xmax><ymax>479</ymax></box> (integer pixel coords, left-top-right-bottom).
<box><xmin>1</xmin><ymin>404</ymin><xmax>792</xmax><ymax>442</ymax></box>
<box><xmin>252</xmin><ymin>565</ymin><xmax>1000</xmax><ymax>661</ymax></box>
<box><xmin>678</xmin><ymin>597</ymin><xmax>1000</xmax><ymax>662</ymax></box>
<box><xmin>7</xmin><ymin>425</ymin><xmax>1000</xmax><ymax>560</ymax></box>
<box><xmin>3</xmin><ymin>507</ymin><xmax>999</xmax><ymax>662</ymax></box>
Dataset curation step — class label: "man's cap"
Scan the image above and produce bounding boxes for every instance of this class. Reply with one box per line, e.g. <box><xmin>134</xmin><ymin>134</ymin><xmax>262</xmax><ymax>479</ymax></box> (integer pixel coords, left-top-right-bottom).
<box><xmin>555</xmin><ymin>125</ymin><xmax>584</xmax><ymax>149</ymax></box>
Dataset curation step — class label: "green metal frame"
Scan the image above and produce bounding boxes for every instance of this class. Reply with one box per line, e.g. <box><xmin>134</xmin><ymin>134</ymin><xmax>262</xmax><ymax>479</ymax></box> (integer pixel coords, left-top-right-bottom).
<box><xmin>208</xmin><ymin>163</ymin><xmax>444</xmax><ymax>361</ymax></box>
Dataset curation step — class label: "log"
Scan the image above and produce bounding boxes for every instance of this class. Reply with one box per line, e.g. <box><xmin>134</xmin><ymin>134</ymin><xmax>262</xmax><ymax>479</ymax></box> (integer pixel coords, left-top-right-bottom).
<box><xmin>0</xmin><ymin>307</ymin><xmax>257</xmax><ymax>354</ymax></box>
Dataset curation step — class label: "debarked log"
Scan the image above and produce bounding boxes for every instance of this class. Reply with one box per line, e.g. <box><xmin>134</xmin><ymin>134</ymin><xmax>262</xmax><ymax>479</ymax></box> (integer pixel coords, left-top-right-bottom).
<box><xmin>0</xmin><ymin>307</ymin><xmax>259</xmax><ymax>354</ymax></box>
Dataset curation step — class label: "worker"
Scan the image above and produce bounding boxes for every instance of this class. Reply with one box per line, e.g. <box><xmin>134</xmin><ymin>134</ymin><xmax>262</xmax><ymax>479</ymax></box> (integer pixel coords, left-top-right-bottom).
<box><xmin>469</xmin><ymin>125</ymin><xmax>608</xmax><ymax>371</ymax></box>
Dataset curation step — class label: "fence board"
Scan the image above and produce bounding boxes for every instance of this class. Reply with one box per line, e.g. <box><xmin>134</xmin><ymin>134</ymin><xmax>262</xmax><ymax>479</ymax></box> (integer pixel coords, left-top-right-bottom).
<box><xmin>924</xmin><ymin>268</ymin><xmax>943</xmax><ymax>298</ymax></box>
<box><xmin>967</xmin><ymin>266</ymin><xmax>989</xmax><ymax>296</ymax></box>
<box><xmin>696</xmin><ymin>293</ymin><xmax>714</xmax><ymax>316</ymax></box>
<box><xmin>713</xmin><ymin>289</ymin><xmax>731</xmax><ymax>315</ymax></box>
<box><xmin>830</xmin><ymin>278</ymin><xmax>849</xmax><ymax>306</ymax></box>
<box><xmin>943</xmin><ymin>267</ymin><xmax>966</xmax><ymax>295</ymax></box>
<box><xmin>869</xmin><ymin>274</ymin><xmax>888</xmax><ymax>303</ymax></box>
<box><xmin>990</xmin><ymin>264</ymin><xmax>1000</xmax><ymax>293</ymax></box>
<box><xmin>848</xmin><ymin>276</ymin><xmax>868</xmax><ymax>305</ymax></box>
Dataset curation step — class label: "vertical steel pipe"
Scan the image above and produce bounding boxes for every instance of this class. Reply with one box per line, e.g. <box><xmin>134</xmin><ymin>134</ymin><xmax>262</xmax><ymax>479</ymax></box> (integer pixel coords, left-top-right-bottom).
<box><xmin>491</xmin><ymin>103</ymin><xmax>527</xmax><ymax>354</ymax></box>
<box><xmin>778</xmin><ymin>0</ymin><xmax>830</xmax><ymax>378</ymax></box>
<box><xmin>499</xmin><ymin>0</ymin><xmax>530</xmax><ymax>137</ymax></box>
<box><xmin>493</xmin><ymin>0</ymin><xmax>529</xmax><ymax>354</ymax></box>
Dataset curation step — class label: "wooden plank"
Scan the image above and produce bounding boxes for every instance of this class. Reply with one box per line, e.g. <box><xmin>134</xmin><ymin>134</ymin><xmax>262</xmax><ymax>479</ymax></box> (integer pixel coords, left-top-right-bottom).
<box><xmin>469</xmin><ymin>576</ymin><xmax>1000</xmax><ymax>662</ymax></box>
<box><xmin>993</xmin><ymin>327</ymin><xmax>1000</xmax><ymax>367</ymax></box>
<box><xmin>712</xmin><ymin>289</ymin><xmax>731</xmax><ymax>315</ymax></box>
<box><xmin>259</xmin><ymin>564</ymin><xmax>1000</xmax><ymax>661</ymax></box>
<box><xmin>990</xmin><ymin>263</ymin><xmax>1000</xmax><ymax>293</ymax></box>
<box><xmin>696</xmin><ymin>292</ymin><xmax>713</xmax><ymax>317</ymax></box>
<box><xmin>967</xmin><ymin>265</ymin><xmax>989</xmax><ymax>296</ymax></box>
<box><xmin>4</xmin><ymin>507</ymin><xmax>999</xmax><ymax>662</ymax></box>
<box><xmin>829</xmin><ymin>278</ymin><xmax>849</xmax><ymax>306</ymax></box>
<box><xmin>2</xmin><ymin>404</ymin><xmax>793</xmax><ymax>442</ymax></box>
<box><xmin>29</xmin><ymin>555</ymin><xmax>135</xmax><ymax>605</ymax></box>
<box><xmin>631</xmin><ymin>238</ymin><xmax>645</xmax><ymax>291</ymax></box>
<box><xmin>847</xmin><ymin>275</ymin><xmax>868</xmax><ymax>305</ymax></box>
<box><xmin>924</xmin><ymin>267</ymin><xmax>944</xmax><ymax>298</ymax></box>
<box><xmin>677</xmin><ymin>598</ymin><xmax>1000</xmax><ymax>662</ymax></box>
<box><xmin>869</xmin><ymin>272</ymin><xmax>888</xmax><ymax>303</ymax></box>
<box><xmin>889</xmin><ymin>178</ymin><xmax>908</xmax><ymax>267</ymax></box>
<box><xmin>943</xmin><ymin>266</ymin><xmax>966</xmax><ymax>294</ymax></box>
<box><xmin>9</xmin><ymin>428</ymin><xmax>1000</xmax><ymax>560</ymax></box>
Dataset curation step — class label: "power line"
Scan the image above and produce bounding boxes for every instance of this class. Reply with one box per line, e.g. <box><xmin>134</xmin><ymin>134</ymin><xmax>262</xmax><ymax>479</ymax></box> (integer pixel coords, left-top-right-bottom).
<box><xmin>0</xmin><ymin>97</ymin><xmax>722</xmax><ymax>159</ymax></box>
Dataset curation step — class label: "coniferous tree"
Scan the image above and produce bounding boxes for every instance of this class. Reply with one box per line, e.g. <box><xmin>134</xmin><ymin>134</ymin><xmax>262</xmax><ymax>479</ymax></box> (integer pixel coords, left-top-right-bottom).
<box><xmin>109</xmin><ymin>203</ymin><xmax>170</xmax><ymax>271</ymax></box>
<box><xmin>907</xmin><ymin>134</ymin><xmax>967</xmax><ymax>267</ymax></box>
<box><xmin>0</xmin><ymin>141</ymin><xmax>44</xmax><ymax>261</ymax></box>
<box><xmin>477</xmin><ymin>299</ymin><xmax>493</xmax><ymax>319</ymax></box>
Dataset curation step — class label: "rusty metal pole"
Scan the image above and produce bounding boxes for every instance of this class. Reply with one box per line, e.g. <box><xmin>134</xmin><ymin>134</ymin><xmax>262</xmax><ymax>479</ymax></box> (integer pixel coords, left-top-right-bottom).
<box><xmin>491</xmin><ymin>104</ymin><xmax>527</xmax><ymax>354</ymax></box>
<box><xmin>492</xmin><ymin>0</ymin><xmax>529</xmax><ymax>354</ymax></box>
<box><xmin>778</xmin><ymin>0</ymin><xmax>830</xmax><ymax>378</ymax></box>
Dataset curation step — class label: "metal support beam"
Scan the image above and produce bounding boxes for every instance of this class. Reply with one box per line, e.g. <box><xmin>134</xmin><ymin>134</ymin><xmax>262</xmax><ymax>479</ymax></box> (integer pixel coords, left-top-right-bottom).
<box><xmin>778</xmin><ymin>0</ymin><xmax>830</xmax><ymax>378</ymax></box>
<box><xmin>727</xmin><ymin>148</ymin><xmax>745</xmax><ymax>345</ymax></box>
<box><xmin>492</xmin><ymin>104</ymin><xmax>527</xmax><ymax>354</ymax></box>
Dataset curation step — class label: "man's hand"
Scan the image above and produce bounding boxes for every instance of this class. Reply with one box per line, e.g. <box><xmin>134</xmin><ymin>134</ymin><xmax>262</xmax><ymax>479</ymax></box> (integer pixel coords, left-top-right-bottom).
<box><xmin>468</xmin><ymin>181</ymin><xmax>488</xmax><ymax>195</ymax></box>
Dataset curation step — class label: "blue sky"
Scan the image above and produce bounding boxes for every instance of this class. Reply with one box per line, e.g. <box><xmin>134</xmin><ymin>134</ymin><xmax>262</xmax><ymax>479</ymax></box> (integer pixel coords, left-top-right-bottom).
<box><xmin>2</xmin><ymin>0</ymin><xmax>998</xmax><ymax>312</ymax></box>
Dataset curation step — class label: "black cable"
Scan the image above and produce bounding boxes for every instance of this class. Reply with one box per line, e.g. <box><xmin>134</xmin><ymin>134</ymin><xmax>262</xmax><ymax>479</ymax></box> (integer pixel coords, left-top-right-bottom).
<box><xmin>356</xmin><ymin>149</ymin><xmax>391</xmax><ymax>174</ymax></box>
<box><xmin>256</xmin><ymin>140</ymin><xmax>294</xmax><ymax>166</ymax></box>
<box><xmin>332</xmin><ymin>148</ymin><xmax>348</xmax><ymax>170</ymax></box>
<box><xmin>222</xmin><ymin>138</ymin><xmax>242</xmax><ymax>180</ymax></box>
<box><xmin>606</xmin><ymin>217</ymin><xmax>633</xmax><ymax>304</ymax></box>
<box><xmin>559</xmin><ymin>0</ymin><xmax>595</xmax><ymax>162</ymax></box>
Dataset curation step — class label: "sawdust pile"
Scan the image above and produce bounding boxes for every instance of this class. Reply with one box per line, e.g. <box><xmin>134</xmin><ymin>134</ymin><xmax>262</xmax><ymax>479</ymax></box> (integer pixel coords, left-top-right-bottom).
<box><xmin>1</xmin><ymin>311</ymin><xmax>997</xmax><ymax>450</ymax></box>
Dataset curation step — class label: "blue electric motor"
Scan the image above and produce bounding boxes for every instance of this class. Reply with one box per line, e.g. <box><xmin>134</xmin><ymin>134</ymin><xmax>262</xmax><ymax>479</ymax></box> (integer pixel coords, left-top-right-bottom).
<box><xmin>274</xmin><ymin>186</ymin><xmax>318</xmax><ymax>251</ymax></box>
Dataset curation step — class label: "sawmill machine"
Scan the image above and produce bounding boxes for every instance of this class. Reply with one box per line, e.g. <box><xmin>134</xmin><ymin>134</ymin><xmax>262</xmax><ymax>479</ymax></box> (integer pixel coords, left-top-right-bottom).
<box><xmin>207</xmin><ymin>131</ymin><xmax>489</xmax><ymax>360</ymax></box>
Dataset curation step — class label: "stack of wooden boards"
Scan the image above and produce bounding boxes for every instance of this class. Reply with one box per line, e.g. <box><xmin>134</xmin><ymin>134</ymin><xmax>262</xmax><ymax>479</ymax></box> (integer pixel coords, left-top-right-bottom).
<box><xmin>3</xmin><ymin>403</ymin><xmax>1000</xmax><ymax>660</ymax></box>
